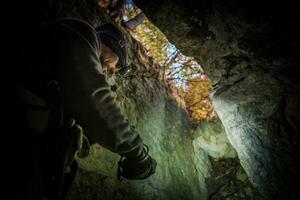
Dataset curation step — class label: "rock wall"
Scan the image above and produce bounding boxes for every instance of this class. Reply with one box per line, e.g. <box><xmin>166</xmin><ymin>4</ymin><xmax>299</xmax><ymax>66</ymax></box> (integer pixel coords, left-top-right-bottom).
<box><xmin>8</xmin><ymin>0</ymin><xmax>218</xmax><ymax>199</ymax></box>
<box><xmin>69</xmin><ymin>29</ymin><xmax>260</xmax><ymax>200</ymax></box>
<box><xmin>192</xmin><ymin>120</ymin><xmax>237</xmax><ymax>159</ymax></box>
<box><xmin>69</xmin><ymin>60</ymin><xmax>211</xmax><ymax>199</ymax></box>
<box><xmin>7</xmin><ymin>0</ymin><xmax>299</xmax><ymax>199</ymax></box>
<box><xmin>134</xmin><ymin>0</ymin><xmax>300</xmax><ymax>199</ymax></box>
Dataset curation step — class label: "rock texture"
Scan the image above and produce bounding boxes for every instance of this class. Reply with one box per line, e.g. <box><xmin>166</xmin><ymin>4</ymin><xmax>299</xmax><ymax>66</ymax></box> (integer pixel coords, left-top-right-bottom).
<box><xmin>134</xmin><ymin>0</ymin><xmax>300</xmax><ymax>198</ymax></box>
<box><xmin>7</xmin><ymin>0</ymin><xmax>299</xmax><ymax>199</ymax></box>
<box><xmin>69</xmin><ymin>74</ymin><xmax>210</xmax><ymax>200</ymax></box>
<box><xmin>192</xmin><ymin>120</ymin><xmax>237</xmax><ymax>159</ymax></box>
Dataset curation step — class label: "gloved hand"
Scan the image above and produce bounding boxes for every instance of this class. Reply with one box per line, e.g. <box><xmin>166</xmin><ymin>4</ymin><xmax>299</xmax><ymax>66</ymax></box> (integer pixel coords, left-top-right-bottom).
<box><xmin>117</xmin><ymin>145</ymin><xmax>157</xmax><ymax>180</ymax></box>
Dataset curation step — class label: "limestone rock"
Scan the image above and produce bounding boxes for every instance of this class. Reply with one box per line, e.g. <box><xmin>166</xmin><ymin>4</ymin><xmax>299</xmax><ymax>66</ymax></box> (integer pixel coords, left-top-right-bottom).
<box><xmin>192</xmin><ymin>120</ymin><xmax>237</xmax><ymax>159</ymax></box>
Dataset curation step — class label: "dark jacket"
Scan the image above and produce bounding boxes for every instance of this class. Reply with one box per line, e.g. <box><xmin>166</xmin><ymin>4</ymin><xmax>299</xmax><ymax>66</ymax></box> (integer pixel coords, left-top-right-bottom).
<box><xmin>16</xmin><ymin>18</ymin><xmax>143</xmax><ymax>158</ymax></box>
<box><xmin>8</xmin><ymin>17</ymin><xmax>145</xmax><ymax>199</ymax></box>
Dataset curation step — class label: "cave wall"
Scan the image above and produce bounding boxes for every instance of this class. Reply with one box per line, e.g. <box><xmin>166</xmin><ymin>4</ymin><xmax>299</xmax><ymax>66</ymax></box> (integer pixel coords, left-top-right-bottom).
<box><xmin>68</xmin><ymin>34</ymin><xmax>212</xmax><ymax>199</ymax></box>
<box><xmin>8</xmin><ymin>1</ymin><xmax>213</xmax><ymax>199</ymax></box>
<box><xmin>133</xmin><ymin>0</ymin><xmax>300</xmax><ymax>198</ymax></box>
<box><xmin>70</xmin><ymin>76</ymin><xmax>211</xmax><ymax>200</ymax></box>
<box><xmin>6</xmin><ymin>0</ymin><xmax>299</xmax><ymax>199</ymax></box>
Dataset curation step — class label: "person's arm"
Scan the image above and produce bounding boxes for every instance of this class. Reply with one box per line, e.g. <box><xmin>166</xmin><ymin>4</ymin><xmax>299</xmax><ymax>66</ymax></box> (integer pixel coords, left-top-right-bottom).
<box><xmin>45</xmin><ymin>18</ymin><xmax>156</xmax><ymax>179</ymax></box>
<box><xmin>49</xmin><ymin>18</ymin><xmax>143</xmax><ymax>159</ymax></box>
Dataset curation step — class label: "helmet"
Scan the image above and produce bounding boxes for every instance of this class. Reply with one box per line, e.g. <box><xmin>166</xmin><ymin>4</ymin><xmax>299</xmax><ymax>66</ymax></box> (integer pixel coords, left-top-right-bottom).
<box><xmin>96</xmin><ymin>23</ymin><xmax>127</xmax><ymax>69</ymax></box>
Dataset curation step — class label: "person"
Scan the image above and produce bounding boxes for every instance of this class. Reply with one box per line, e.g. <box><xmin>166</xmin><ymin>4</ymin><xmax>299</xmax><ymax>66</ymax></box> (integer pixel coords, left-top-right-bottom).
<box><xmin>9</xmin><ymin>18</ymin><xmax>156</xmax><ymax>200</ymax></box>
<box><xmin>96</xmin><ymin>23</ymin><xmax>129</xmax><ymax>76</ymax></box>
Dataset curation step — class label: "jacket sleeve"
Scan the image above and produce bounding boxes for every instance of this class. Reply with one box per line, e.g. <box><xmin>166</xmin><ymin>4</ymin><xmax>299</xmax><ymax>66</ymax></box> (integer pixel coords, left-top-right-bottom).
<box><xmin>48</xmin><ymin>18</ymin><xmax>143</xmax><ymax>159</ymax></box>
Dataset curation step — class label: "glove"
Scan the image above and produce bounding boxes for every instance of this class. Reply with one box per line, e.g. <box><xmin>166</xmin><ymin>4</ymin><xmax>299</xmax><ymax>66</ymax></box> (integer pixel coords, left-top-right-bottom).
<box><xmin>117</xmin><ymin>145</ymin><xmax>157</xmax><ymax>180</ymax></box>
